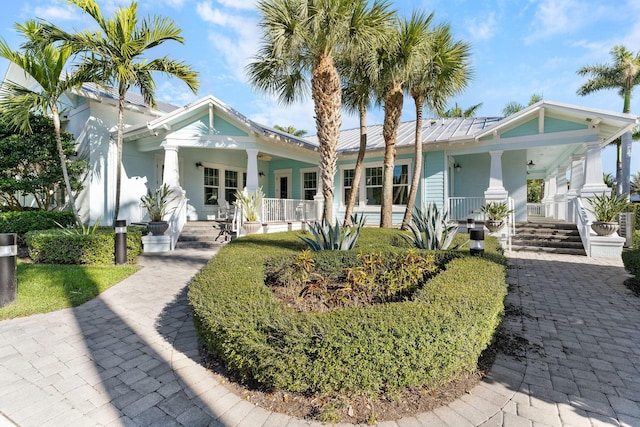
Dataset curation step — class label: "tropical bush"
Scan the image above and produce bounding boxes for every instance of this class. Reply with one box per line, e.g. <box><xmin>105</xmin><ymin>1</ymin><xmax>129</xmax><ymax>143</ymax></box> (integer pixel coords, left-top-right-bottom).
<box><xmin>404</xmin><ymin>203</ymin><xmax>458</xmax><ymax>250</ymax></box>
<box><xmin>0</xmin><ymin>210</ymin><xmax>76</xmax><ymax>243</ymax></box>
<box><xmin>623</xmin><ymin>249</ymin><xmax>640</xmax><ymax>281</ymax></box>
<box><xmin>25</xmin><ymin>226</ymin><xmax>145</xmax><ymax>265</ymax></box>
<box><xmin>587</xmin><ymin>192</ymin><xmax>628</xmax><ymax>222</ymax></box>
<box><xmin>480</xmin><ymin>201</ymin><xmax>513</xmax><ymax>222</ymax></box>
<box><xmin>300</xmin><ymin>213</ymin><xmax>366</xmax><ymax>250</ymax></box>
<box><xmin>189</xmin><ymin>228</ymin><xmax>507</xmax><ymax>396</ymax></box>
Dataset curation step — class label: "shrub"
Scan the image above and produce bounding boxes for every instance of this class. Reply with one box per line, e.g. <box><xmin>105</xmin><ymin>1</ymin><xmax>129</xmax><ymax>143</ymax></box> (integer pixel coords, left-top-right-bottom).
<box><xmin>189</xmin><ymin>229</ymin><xmax>507</xmax><ymax>395</ymax></box>
<box><xmin>623</xmin><ymin>249</ymin><xmax>640</xmax><ymax>280</ymax></box>
<box><xmin>300</xmin><ymin>214</ymin><xmax>366</xmax><ymax>251</ymax></box>
<box><xmin>634</xmin><ymin>230</ymin><xmax>640</xmax><ymax>250</ymax></box>
<box><xmin>25</xmin><ymin>226</ymin><xmax>145</xmax><ymax>265</ymax></box>
<box><xmin>0</xmin><ymin>210</ymin><xmax>75</xmax><ymax>241</ymax></box>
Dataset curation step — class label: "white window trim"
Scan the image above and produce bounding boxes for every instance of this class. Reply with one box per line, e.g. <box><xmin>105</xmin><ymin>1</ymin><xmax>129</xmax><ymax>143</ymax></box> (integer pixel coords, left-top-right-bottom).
<box><xmin>339</xmin><ymin>159</ymin><xmax>412</xmax><ymax>211</ymax></box>
<box><xmin>299</xmin><ymin>167</ymin><xmax>319</xmax><ymax>200</ymax></box>
<box><xmin>201</xmin><ymin>162</ymin><xmax>246</xmax><ymax>211</ymax></box>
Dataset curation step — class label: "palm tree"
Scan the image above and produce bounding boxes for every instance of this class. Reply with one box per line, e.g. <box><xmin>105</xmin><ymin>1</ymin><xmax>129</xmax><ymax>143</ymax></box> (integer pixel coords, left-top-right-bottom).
<box><xmin>339</xmin><ymin>49</ymin><xmax>383</xmax><ymax>226</ymax></box>
<box><xmin>402</xmin><ymin>22</ymin><xmax>472</xmax><ymax>229</ymax></box>
<box><xmin>502</xmin><ymin>93</ymin><xmax>542</xmax><ymax>116</ymax></box>
<box><xmin>0</xmin><ymin>22</ymin><xmax>84</xmax><ymax>224</ymax></box>
<box><xmin>577</xmin><ymin>45</ymin><xmax>640</xmax><ymax>197</ymax></box>
<box><xmin>376</xmin><ymin>11</ymin><xmax>432</xmax><ymax>228</ymax></box>
<box><xmin>247</xmin><ymin>0</ymin><xmax>394</xmax><ymax>224</ymax></box>
<box><xmin>440</xmin><ymin>102</ymin><xmax>482</xmax><ymax>117</ymax></box>
<box><xmin>40</xmin><ymin>0</ymin><xmax>199</xmax><ymax>225</ymax></box>
<box><xmin>603</xmin><ymin>172</ymin><xmax>615</xmax><ymax>190</ymax></box>
<box><xmin>630</xmin><ymin>171</ymin><xmax>640</xmax><ymax>196</ymax></box>
<box><xmin>273</xmin><ymin>125</ymin><xmax>307</xmax><ymax>137</ymax></box>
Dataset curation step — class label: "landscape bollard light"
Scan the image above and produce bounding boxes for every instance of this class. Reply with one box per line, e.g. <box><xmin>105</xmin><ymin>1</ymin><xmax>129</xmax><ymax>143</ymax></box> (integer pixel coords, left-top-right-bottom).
<box><xmin>0</xmin><ymin>233</ymin><xmax>17</xmax><ymax>307</ymax></box>
<box><xmin>466</xmin><ymin>218</ymin><xmax>475</xmax><ymax>233</ymax></box>
<box><xmin>469</xmin><ymin>228</ymin><xmax>485</xmax><ymax>256</ymax></box>
<box><xmin>115</xmin><ymin>220</ymin><xmax>127</xmax><ymax>265</ymax></box>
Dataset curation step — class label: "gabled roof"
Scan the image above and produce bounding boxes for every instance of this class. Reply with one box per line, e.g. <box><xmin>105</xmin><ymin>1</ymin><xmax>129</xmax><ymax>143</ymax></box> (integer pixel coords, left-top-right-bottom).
<box><xmin>79</xmin><ymin>83</ymin><xmax>180</xmax><ymax>114</ymax></box>
<box><xmin>122</xmin><ymin>94</ymin><xmax>317</xmax><ymax>149</ymax></box>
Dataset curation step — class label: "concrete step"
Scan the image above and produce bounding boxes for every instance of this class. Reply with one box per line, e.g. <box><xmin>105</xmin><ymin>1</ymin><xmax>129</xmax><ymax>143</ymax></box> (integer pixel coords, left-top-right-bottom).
<box><xmin>510</xmin><ymin>244</ymin><xmax>586</xmax><ymax>256</ymax></box>
<box><xmin>512</xmin><ymin>234</ymin><xmax>582</xmax><ymax>243</ymax></box>
<box><xmin>511</xmin><ymin>220</ymin><xmax>586</xmax><ymax>256</ymax></box>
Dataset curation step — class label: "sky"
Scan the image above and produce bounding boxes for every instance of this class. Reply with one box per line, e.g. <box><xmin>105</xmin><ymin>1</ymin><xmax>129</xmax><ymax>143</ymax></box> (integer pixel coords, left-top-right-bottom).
<box><xmin>0</xmin><ymin>0</ymin><xmax>639</xmax><ymax>176</ymax></box>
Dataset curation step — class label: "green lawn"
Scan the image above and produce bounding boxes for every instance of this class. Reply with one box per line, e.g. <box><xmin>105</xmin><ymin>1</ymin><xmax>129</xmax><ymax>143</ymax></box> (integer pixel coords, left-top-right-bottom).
<box><xmin>0</xmin><ymin>262</ymin><xmax>138</xmax><ymax>320</ymax></box>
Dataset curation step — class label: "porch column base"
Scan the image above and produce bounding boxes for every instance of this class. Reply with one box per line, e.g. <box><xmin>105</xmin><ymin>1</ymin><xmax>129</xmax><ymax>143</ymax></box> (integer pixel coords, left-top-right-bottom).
<box><xmin>589</xmin><ymin>234</ymin><xmax>625</xmax><ymax>258</ymax></box>
<box><xmin>554</xmin><ymin>194</ymin><xmax>567</xmax><ymax>220</ymax></box>
<box><xmin>142</xmin><ymin>235</ymin><xmax>172</xmax><ymax>253</ymax></box>
<box><xmin>484</xmin><ymin>188</ymin><xmax>508</xmax><ymax>203</ymax></box>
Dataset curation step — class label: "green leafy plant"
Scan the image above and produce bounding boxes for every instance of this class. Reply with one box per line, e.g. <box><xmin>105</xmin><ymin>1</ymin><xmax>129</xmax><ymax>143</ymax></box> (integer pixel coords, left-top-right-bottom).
<box><xmin>55</xmin><ymin>216</ymin><xmax>102</xmax><ymax>236</ymax></box>
<box><xmin>300</xmin><ymin>213</ymin><xmax>366</xmax><ymax>251</ymax></box>
<box><xmin>404</xmin><ymin>203</ymin><xmax>458</xmax><ymax>250</ymax></box>
<box><xmin>140</xmin><ymin>184</ymin><xmax>179</xmax><ymax>222</ymax></box>
<box><xmin>480</xmin><ymin>201</ymin><xmax>513</xmax><ymax>221</ymax></box>
<box><xmin>233</xmin><ymin>187</ymin><xmax>264</xmax><ymax>221</ymax></box>
<box><xmin>587</xmin><ymin>192</ymin><xmax>629</xmax><ymax>222</ymax></box>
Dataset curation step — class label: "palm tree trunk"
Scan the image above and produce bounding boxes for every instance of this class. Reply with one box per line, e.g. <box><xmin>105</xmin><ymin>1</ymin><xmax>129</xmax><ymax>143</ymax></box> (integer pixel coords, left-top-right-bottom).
<box><xmin>402</xmin><ymin>93</ymin><xmax>424</xmax><ymax>229</ymax></box>
<box><xmin>113</xmin><ymin>91</ymin><xmax>125</xmax><ymax>226</ymax></box>
<box><xmin>52</xmin><ymin>104</ymin><xmax>81</xmax><ymax>224</ymax></box>
<box><xmin>312</xmin><ymin>55</ymin><xmax>342</xmax><ymax>224</ymax></box>
<box><xmin>343</xmin><ymin>102</ymin><xmax>367</xmax><ymax>226</ymax></box>
<box><xmin>380</xmin><ymin>83</ymin><xmax>403</xmax><ymax>228</ymax></box>
<box><xmin>621</xmin><ymin>91</ymin><xmax>632</xmax><ymax>197</ymax></box>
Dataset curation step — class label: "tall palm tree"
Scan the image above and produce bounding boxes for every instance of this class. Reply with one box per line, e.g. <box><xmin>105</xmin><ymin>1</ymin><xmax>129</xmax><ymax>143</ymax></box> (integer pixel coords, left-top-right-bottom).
<box><xmin>247</xmin><ymin>0</ymin><xmax>394</xmax><ymax>224</ymax></box>
<box><xmin>440</xmin><ymin>101</ymin><xmax>482</xmax><ymax>117</ymax></box>
<box><xmin>402</xmin><ymin>22</ymin><xmax>472</xmax><ymax>228</ymax></box>
<box><xmin>630</xmin><ymin>171</ymin><xmax>640</xmax><ymax>196</ymax></box>
<box><xmin>273</xmin><ymin>124</ymin><xmax>307</xmax><ymax>137</ymax></box>
<box><xmin>339</xmin><ymin>49</ymin><xmax>383</xmax><ymax>226</ymax></box>
<box><xmin>502</xmin><ymin>93</ymin><xmax>542</xmax><ymax>116</ymax></box>
<box><xmin>376</xmin><ymin>11</ymin><xmax>432</xmax><ymax>228</ymax></box>
<box><xmin>0</xmin><ymin>22</ymin><xmax>84</xmax><ymax>223</ymax></box>
<box><xmin>40</xmin><ymin>0</ymin><xmax>199</xmax><ymax>225</ymax></box>
<box><xmin>577</xmin><ymin>45</ymin><xmax>640</xmax><ymax>197</ymax></box>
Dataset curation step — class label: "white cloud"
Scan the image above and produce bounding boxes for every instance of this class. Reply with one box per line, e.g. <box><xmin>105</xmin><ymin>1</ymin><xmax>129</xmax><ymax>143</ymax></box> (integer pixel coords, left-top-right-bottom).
<box><xmin>217</xmin><ymin>0</ymin><xmax>256</xmax><ymax>11</ymax></box>
<box><xmin>525</xmin><ymin>0</ymin><xmax>586</xmax><ymax>44</ymax></box>
<box><xmin>31</xmin><ymin>5</ymin><xmax>81</xmax><ymax>22</ymax></box>
<box><xmin>466</xmin><ymin>12</ymin><xmax>497</xmax><ymax>41</ymax></box>
<box><xmin>162</xmin><ymin>0</ymin><xmax>188</xmax><ymax>7</ymax></box>
<box><xmin>156</xmin><ymin>80</ymin><xmax>198</xmax><ymax>106</ymax></box>
<box><xmin>196</xmin><ymin>1</ymin><xmax>260</xmax><ymax>82</ymax></box>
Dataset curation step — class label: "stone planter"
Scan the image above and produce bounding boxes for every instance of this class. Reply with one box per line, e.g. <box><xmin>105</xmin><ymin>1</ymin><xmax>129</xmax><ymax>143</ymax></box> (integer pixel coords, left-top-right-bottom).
<box><xmin>242</xmin><ymin>221</ymin><xmax>262</xmax><ymax>234</ymax></box>
<box><xmin>485</xmin><ymin>220</ymin><xmax>504</xmax><ymax>233</ymax></box>
<box><xmin>591</xmin><ymin>221</ymin><xmax>619</xmax><ymax>236</ymax></box>
<box><xmin>147</xmin><ymin>221</ymin><xmax>169</xmax><ymax>236</ymax></box>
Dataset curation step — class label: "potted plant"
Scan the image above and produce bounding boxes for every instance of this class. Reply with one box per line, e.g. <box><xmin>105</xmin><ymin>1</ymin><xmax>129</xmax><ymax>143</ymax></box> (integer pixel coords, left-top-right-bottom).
<box><xmin>587</xmin><ymin>192</ymin><xmax>628</xmax><ymax>236</ymax></box>
<box><xmin>140</xmin><ymin>183</ymin><xmax>178</xmax><ymax>235</ymax></box>
<box><xmin>233</xmin><ymin>187</ymin><xmax>264</xmax><ymax>234</ymax></box>
<box><xmin>480</xmin><ymin>201</ymin><xmax>513</xmax><ymax>232</ymax></box>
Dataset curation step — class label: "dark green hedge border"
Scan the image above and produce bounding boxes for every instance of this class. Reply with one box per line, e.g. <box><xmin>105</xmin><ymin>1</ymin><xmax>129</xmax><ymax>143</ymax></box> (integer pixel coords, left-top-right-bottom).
<box><xmin>25</xmin><ymin>227</ymin><xmax>145</xmax><ymax>265</ymax></box>
<box><xmin>189</xmin><ymin>229</ymin><xmax>507</xmax><ymax>395</ymax></box>
<box><xmin>623</xmin><ymin>248</ymin><xmax>640</xmax><ymax>281</ymax></box>
<box><xmin>0</xmin><ymin>210</ymin><xmax>76</xmax><ymax>241</ymax></box>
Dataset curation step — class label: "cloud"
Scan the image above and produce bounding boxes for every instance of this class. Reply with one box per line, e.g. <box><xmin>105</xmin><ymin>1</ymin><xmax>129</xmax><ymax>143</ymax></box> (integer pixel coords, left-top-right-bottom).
<box><xmin>217</xmin><ymin>0</ymin><xmax>256</xmax><ymax>10</ymax></box>
<box><xmin>195</xmin><ymin>1</ymin><xmax>260</xmax><ymax>82</ymax></box>
<box><xmin>156</xmin><ymin>80</ymin><xmax>198</xmax><ymax>107</ymax></box>
<box><xmin>524</xmin><ymin>0</ymin><xmax>588</xmax><ymax>44</ymax></box>
<box><xmin>31</xmin><ymin>4</ymin><xmax>82</xmax><ymax>22</ymax></box>
<box><xmin>466</xmin><ymin>12</ymin><xmax>497</xmax><ymax>41</ymax></box>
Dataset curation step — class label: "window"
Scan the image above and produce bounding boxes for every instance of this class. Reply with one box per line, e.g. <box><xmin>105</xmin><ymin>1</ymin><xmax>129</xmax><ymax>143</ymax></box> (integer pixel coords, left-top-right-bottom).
<box><xmin>224</xmin><ymin>170</ymin><xmax>239</xmax><ymax>203</ymax></box>
<box><xmin>204</xmin><ymin>167</ymin><xmax>219</xmax><ymax>205</ymax></box>
<box><xmin>343</xmin><ymin>168</ymin><xmax>359</xmax><ymax>204</ymax></box>
<box><xmin>365</xmin><ymin>166</ymin><xmax>383</xmax><ymax>205</ymax></box>
<box><xmin>392</xmin><ymin>164</ymin><xmax>409</xmax><ymax>204</ymax></box>
<box><xmin>302</xmin><ymin>171</ymin><xmax>317</xmax><ymax>200</ymax></box>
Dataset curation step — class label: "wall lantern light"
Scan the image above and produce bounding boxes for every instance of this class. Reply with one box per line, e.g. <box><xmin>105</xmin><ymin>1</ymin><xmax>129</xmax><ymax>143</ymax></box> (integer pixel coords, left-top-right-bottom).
<box><xmin>195</xmin><ymin>161</ymin><xmax>203</xmax><ymax>169</ymax></box>
<box><xmin>259</xmin><ymin>171</ymin><xmax>266</xmax><ymax>177</ymax></box>
<box><xmin>454</xmin><ymin>163</ymin><xmax>461</xmax><ymax>172</ymax></box>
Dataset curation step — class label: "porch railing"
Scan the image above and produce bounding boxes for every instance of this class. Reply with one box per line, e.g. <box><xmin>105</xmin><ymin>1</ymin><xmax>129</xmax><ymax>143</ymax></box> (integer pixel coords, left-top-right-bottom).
<box><xmin>447</xmin><ymin>197</ymin><xmax>485</xmax><ymax>221</ymax></box>
<box><xmin>574</xmin><ymin>197</ymin><xmax>591</xmax><ymax>256</ymax></box>
<box><xmin>526</xmin><ymin>203</ymin><xmax>544</xmax><ymax>217</ymax></box>
<box><xmin>261</xmin><ymin>198</ymin><xmax>318</xmax><ymax>223</ymax></box>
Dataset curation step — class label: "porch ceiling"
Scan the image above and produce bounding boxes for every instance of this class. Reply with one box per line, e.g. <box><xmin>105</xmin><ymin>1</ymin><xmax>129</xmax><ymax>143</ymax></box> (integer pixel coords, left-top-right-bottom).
<box><xmin>525</xmin><ymin>144</ymin><xmax>577</xmax><ymax>179</ymax></box>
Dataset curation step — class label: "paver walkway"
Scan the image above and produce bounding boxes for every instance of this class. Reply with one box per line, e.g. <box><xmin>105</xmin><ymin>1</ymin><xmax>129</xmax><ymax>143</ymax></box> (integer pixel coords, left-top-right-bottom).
<box><xmin>0</xmin><ymin>249</ymin><xmax>638</xmax><ymax>426</ymax></box>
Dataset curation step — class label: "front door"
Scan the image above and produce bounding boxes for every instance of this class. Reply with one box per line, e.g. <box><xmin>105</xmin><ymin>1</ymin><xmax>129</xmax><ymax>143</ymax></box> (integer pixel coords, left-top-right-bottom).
<box><xmin>274</xmin><ymin>169</ymin><xmax>292</xmax><ymax>199</ymax></box>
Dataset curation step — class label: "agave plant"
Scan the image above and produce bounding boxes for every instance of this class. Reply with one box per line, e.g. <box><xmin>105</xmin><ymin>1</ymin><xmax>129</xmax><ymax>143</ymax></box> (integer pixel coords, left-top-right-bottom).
<box><xmin>403</xmin><ymin>203</ymin><xmax>458</xmax><ymax>250</ymax></box>
<box><xmin>300</xmin><ymin>213</ymin><xmax>366</xmax><ymax>251</ymax></box>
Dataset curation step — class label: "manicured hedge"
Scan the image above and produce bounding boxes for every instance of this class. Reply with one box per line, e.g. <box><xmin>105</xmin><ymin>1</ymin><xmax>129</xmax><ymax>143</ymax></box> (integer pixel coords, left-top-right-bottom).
<box><xmin>0</xmin><ymin>210</ymin><xmax>75</xmax><ymax>238</ymax></box>
<box><xmin>623</xmin><ymin>249</ymin><xmax>640</xmax><ymax>281</ymax></box>
<box><xmin>189</xmin><ymin>228</ymin><xmax>507</xmax><ymax>395</ymax></box>
<box><xmin>25</xmin><ymin>226</ymin><xmax>145</xmax><ymax>265</ymax></box>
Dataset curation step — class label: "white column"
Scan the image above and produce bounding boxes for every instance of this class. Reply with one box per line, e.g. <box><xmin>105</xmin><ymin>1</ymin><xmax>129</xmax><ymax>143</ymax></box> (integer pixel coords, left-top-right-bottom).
<box><xmin>245</xmin><ymin>149</ymin><xmax>259</xmax><ymax>193</ymax></box>
<box><xmin>566</xmin><ymin>156</ymin><xmax>584</xmax><ymax>222</ymax></box>
<box><xmin>544</xmin><ymin>176</ymin><xmax>557</xmax><ymax>218</ymax></box>
<box><xmin>484</xmin><ymin>150</ymin><xmax>508</xmax><ymax>202</ymax></box>
<box><xmin>580</xmin><ymin>142</ymin><xmax>610</xmax><ymax>199</ymax></box>
<box><xmin>554</xmin><ymin>166</ymin><xmax>568</xmax><ymax>220</ymax></box>
<box><xmin>162</xmin><ymin>145</ymin><xmax>182</xmax><ymax>191</ymax></box>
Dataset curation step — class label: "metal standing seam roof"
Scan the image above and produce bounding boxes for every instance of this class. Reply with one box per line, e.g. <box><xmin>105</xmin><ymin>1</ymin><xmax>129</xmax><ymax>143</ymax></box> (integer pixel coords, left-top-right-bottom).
<box><xmin>305</xmin><ymin>117</ymin><xmax>503</xmax><ymax>153</ymax></box>
<box><xmin>80</xmin><ymin>82</ymin><xmax>181</xmax><ymax>114</ymax></box>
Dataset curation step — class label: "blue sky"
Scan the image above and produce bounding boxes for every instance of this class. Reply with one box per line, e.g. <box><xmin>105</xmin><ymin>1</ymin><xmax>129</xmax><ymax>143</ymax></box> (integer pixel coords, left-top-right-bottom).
<box><xmin>1</xmin><ymin>0</ymin><xmax>639</xmax><ymax>175</ymax></box>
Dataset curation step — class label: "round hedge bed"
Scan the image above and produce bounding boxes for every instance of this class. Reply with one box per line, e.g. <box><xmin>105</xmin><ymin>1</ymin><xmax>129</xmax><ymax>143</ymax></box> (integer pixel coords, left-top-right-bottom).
<box><xmin>188</xmin><ymin>229</ymin><xmax>507</xmax><ymax>395</ymax></box>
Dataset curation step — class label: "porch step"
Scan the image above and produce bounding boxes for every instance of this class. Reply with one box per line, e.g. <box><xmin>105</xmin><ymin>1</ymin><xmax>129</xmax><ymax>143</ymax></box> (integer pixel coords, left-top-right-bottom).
<box><xmin>175</xmin><ymin>221</ymin><xmax>235</xmax><ymax>249</ymax></box>
<box><xmin>511</xmin><ymin>220</ymin><xmax>586</xmax><ymax>256</ymax></box>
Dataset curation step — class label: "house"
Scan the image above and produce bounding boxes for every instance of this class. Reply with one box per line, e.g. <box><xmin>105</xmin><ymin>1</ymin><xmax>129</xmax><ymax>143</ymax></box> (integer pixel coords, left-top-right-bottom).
<box><xmin>3</xmin><ymin>63</ymin><xmax>638</xmax><ymax>256</ymax></box>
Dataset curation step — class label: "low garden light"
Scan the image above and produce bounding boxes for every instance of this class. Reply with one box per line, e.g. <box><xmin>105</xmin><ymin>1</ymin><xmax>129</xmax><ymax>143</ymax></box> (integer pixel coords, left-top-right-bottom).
<box><xmin>466</xmin><ymin>218</ymin><xmax>475</xmax><ymax>232</ymax></box>
<box><xmin>469</xmin><ymin>228</ymin><xmax>485</xmax><ymax>256</ymax></box>
<box><xmin>115</xmin><ymin>220</ymin><xmax>127</xmax><ymax>265</ymax></box>
<box><xmin>0</xmin><ymin>233</ymin><xmax>17</xmax><ymax>307</ymax></box>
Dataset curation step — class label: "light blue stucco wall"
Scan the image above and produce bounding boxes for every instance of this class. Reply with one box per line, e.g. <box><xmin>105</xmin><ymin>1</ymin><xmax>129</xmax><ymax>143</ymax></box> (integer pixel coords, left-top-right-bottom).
<box><xmin>423</xmin><ymin>151</ymin><xmax>445</xmax><ymax>210</ymax></box>
<box><xmin>172</xmin><ymin>114</ymin><xmax>249</xmax><ymax>137</ymax></box>
<box><xmin>501</xmin><ymin>117</ymin><xmax>588</xmax><ymax>138</ymax></box>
